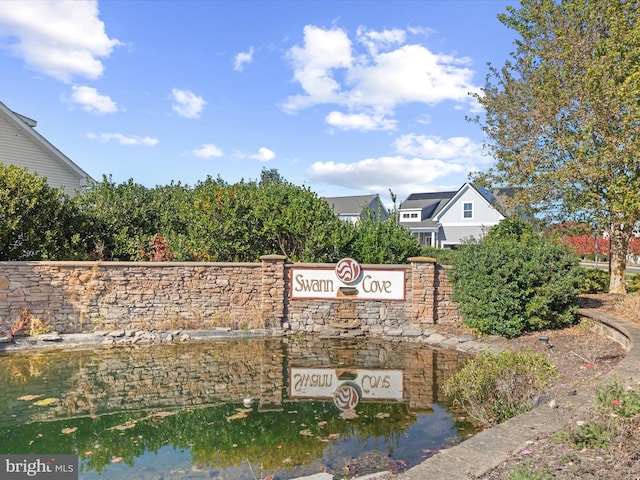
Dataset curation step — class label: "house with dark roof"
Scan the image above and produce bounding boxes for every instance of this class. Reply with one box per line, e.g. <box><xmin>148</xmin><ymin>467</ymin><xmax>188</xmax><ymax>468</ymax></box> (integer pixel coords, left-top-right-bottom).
<box><xmin>0</xmin><ymin>101</ymin><xmax>93</xmax><ymax>195</ymax></box>
<box><xmin>399</xmin><ymin>183</ymin><xmax>507</xmax><ymax>248</ymax></box>
<box><xmin>326</xmin><ymin>194</ymin><xmax>389</xmax><ymax>223</ymax></box>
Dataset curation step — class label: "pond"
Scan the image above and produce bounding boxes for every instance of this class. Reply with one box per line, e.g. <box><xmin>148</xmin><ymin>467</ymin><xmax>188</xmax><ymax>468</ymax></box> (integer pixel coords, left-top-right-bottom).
<box><xmin>0</xmin><ymin>337</ymin><xmax>474</xmax><ymax>479</ymax></box>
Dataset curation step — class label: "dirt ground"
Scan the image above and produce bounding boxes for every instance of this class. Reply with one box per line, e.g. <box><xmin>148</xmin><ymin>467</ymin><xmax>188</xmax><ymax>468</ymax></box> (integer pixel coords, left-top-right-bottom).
<box><xmin>477</xmin><ymin>294</ymin><xmax>640</xmax><ymax>480</ymax></box>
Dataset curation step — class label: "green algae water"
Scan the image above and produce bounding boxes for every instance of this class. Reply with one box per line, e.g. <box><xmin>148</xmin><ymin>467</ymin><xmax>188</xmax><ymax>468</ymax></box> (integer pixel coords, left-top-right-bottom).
<box><xmin>0</xmin><ymin>337</ymin><xmax>474</xmax><ymax>479</ymax></box>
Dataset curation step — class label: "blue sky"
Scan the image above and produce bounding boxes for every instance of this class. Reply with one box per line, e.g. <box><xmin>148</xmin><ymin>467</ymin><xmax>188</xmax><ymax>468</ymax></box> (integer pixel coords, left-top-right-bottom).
<box><xmin>0</xmin><ymin>0</ymin><xmax>516</xmax><ymax>204</ymax></box>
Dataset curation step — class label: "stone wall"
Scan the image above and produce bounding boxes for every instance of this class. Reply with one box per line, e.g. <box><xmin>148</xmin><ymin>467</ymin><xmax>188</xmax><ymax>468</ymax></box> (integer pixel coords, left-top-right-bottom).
<box><xmin>0</xmin><ymin>256</ymin><xmax>458</xmax><ymax>334</ymax></box>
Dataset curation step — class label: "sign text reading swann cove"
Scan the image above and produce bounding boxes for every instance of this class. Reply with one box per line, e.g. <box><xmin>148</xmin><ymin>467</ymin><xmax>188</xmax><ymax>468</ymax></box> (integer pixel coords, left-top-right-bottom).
<box><xmin>290</xmin><ymin>258</ymin><xmax>405</xmax><ymax>300</ymax></box>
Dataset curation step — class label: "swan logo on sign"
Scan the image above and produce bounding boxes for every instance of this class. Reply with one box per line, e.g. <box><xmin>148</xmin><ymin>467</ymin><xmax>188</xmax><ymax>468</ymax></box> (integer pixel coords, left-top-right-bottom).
<box><xmin>290</xmin><ymin>258</ymin><xmax>406</xmax><ymax>300</ymax></box>
<box><xmin>335</xmin><ymin>258</ymin><xmax>361</xmax><ymax>285</ymax></box>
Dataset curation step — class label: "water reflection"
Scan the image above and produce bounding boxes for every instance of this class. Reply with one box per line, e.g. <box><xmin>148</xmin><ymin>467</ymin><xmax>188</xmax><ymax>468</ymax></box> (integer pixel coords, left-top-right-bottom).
<box><xmin>0</xmin><ymin>338</ymin><xmax>472</xmax><ymax>479</ymax></box>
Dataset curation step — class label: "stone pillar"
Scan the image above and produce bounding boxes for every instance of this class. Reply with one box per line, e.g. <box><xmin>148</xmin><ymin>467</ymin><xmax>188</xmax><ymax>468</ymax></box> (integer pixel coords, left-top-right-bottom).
<box><xmin>408</xmin><ymin>256</ymin><xmax>437</xmax><ymax>325</ymax></box>
<box><xmin>260</xmin><ymin>255</ymin><xmax>287</xmax><ymax>327</ymax></box>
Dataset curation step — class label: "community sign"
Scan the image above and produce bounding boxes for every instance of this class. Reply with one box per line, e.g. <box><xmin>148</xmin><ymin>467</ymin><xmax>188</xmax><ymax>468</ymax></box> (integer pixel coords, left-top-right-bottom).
<box><xmin>289</xmin><ymin>258</ymin><xmax>406</xmax><ymax>300</ymax></box>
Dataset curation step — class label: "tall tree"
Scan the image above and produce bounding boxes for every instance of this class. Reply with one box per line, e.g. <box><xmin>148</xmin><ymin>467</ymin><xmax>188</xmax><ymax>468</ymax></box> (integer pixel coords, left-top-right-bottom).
<box><xmin>473</xmin><ymin>0</ymin><xmax>640</xmax><ymax>293</ymax></box>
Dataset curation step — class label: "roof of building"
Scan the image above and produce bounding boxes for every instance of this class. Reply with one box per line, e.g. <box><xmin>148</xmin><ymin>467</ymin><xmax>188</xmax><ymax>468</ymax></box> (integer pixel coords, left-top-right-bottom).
<box><xmin>399</xmin><ymin>190</ymin><xmax>457</xmax><ymax>229</ymax></box>
<box><xmin>326</xmin><ymin>194</ymin><xmax>383</xmax><ymax>216</ymax></box>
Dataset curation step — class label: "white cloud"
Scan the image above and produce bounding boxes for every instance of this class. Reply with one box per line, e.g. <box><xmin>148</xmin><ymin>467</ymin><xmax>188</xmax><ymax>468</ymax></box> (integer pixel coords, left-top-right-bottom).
<box><xmin>233</xmin><ymin>46</ymin><xmax>254</xmax><ymax>72</ymax></box>
<box><xmin>283</xmin><ymin>25</ymin><xmax>480</xmax><ymax>131</ymax></box>
<box><xmin>0</xmin><ymin>0</ymin><xmax>121</xmax><ymax>82</ymax></box>
<box><xmin>171</xmin><ymin>88</ymin><xmax>206</xmax><ymax>119</ymax></box>
<box><xmin>348</xmin><ymin>45</ymin><xmax>477</xmax><ymax>107</ymax></box>
<box><xmin>325</xmin><ymin>111</ymin><xmax>396</xmax><ymax>131</ymax></box>
<box><xmin>249</xmin><ymin>147</ymin><xmax>276</xmax><ymax>162</ymax></box>
<box><xmin>282</xmin><ymin>25</ymin><xmax>353</xmax><ymax>112</ymax></box>
<box><xmin>192</xmin><ymin>144</ymin><xmax>224</xmax><ymax>158</ymax></box>
<box><xmin>307</xmin><ymin>156</ymin><xmax>465</xmax><ymax>197</ymax></box>
<box><xmin>86</xmin><ymin>132</ymin><xmax>158</xmax><ymax>146</ymax></box>
<box><xmin>394</xmin><ymin>134</ymin><xmax>481</xmax><ymax>160</ymax></box>
<box><xmin>236</xmin><ymin>147</ymin><xmax>276</xmax><ymax>162</ymax></box>
<box><xmin>67</xmin><ymin>85</ymin><xmax>117</xmax><ymax>114</ymax></box>
<box><xmin>306</xmin><ymin>133</ymin><xmax>487</xmax><ymax>199</ymax></box>
<box><xmin>356</xmin><ymin>26</ymin><xmax>406</xmax><ymax>56</ymax></box>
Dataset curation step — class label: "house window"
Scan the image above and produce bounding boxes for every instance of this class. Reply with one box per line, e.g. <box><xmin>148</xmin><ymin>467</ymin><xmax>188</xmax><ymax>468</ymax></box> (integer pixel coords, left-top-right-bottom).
<box><xmin>463</xmin><ymin>202</ymin><xmax>473</xmax><ymax>219</ymax></box>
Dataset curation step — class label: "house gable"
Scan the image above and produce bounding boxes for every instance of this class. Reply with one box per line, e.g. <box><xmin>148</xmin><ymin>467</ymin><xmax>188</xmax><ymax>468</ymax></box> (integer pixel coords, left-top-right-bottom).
<box><xmin>434</xmin><ymin>183</ymin><xmax>505</xmax><ymax>225</ymax></box>
<box><xmin>0</xmin><ymin>101</ymin><xmax>93</xmax><ymax>195</ymax></box>
<box><xmin>326</xmin><ymin>194</ymin><xmax>389</xmax><ymax>223</ymax></box>
<box><xmin>432</xmin><ymin>183</ymin><xmax>506</xmax><ymax>246</ymax></box>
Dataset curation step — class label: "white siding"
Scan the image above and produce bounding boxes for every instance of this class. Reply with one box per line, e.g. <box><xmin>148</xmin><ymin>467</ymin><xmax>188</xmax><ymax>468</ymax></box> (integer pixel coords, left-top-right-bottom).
<box><xmin>0</xmin><ymin>108</ymin><xmax>86</xmax><ymax>195</ymax></box>
<box><xmin>437</xmin><ymin>186</ymin><xmax>503</xmax><ymax>226</ymax></box>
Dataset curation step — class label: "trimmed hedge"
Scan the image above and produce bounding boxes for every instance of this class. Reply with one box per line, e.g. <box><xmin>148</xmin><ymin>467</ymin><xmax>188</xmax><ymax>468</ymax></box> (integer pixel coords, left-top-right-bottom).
<box><xmin>450</xmin><ymin>218</ymin><xmax>583</xmax><ymax>338</ymax></box>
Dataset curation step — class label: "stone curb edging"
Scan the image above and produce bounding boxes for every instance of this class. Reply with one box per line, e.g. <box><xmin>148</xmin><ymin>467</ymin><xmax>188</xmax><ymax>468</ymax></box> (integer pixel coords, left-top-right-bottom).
<box><xmin>390</xmin><ymin>308</ymin><xmax>640</xmax><ymax>480</ymax></box>
<box><xmin>0</xmin><ymin>326</ymin><xmax>499</xmax><ymax>354</ymax></box>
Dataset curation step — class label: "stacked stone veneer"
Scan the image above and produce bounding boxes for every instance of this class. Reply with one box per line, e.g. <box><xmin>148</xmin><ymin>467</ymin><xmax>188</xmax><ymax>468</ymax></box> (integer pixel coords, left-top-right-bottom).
<box><xmin>0</xmin><ymin>255</ymin><xmax>458</xmax><ymax>334</ymax></box>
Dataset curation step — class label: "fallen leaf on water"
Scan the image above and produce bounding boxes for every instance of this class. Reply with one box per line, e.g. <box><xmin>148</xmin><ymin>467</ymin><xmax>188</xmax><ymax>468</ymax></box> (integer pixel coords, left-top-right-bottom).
<box><xmin>226</xmin><ymin>408</ymin><xmax>251</xmax><ymax>422</ymax></box>
<box><xmin>61</xmin><ymin>427</ymin><xmax>78</xmax><ymax>435</ymax></box>
<box><xmin>18</xmin><ymin>395</ymin><xmax>44</xmax><ymax>401</ymax></box>
<box><xmin>111</xmin><ymin>422</ymin><xmax>136</xmax><ymax>431</ymax></box>
<box><xmin>33</xmin><ymin>398</ymin><xmax>58</xmax><ymax>406</ymax></box>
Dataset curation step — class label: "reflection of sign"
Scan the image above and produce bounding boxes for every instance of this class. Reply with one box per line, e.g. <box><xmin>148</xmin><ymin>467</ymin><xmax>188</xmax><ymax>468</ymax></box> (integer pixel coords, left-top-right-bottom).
<box><xmin>335</xmin><ymin>258</ymin><xmax>361</xmax><ymax>284</ymax></box>
<box><xmin>290</xmin><ymin>260</ymin><xmax>405</xmax><ymax>300</ymax></box>
<box><xmin>333</xmin><ymin>382</ymin><xmax>361</xmax><ymax>410</ymax></box>
<box><xmin>288</xmin><ymin>368</ymin><xmax>404</xmax><ymax>401</ymax></box>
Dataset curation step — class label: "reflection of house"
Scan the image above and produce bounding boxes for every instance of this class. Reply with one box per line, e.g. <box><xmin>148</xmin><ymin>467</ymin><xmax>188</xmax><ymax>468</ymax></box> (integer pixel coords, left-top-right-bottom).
<box><xmin>326</xmin><ymin>194</ymin><xmax>389</xmax><ymax>223</ymax></box>
<box><xmin>399</xmin><ymin>183</ymin><xmax>507</xmax><ymax>248</ymax></box>
<box><xmin>0</xmin><ymin>101</ymin><xmax>93</xmax><ymax>195</ymax></box>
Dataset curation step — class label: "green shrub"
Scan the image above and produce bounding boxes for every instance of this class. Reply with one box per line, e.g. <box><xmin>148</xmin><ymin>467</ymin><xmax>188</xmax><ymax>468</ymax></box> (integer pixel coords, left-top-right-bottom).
<box><xmin>626</xmin><ymin>273</ymin><xmax>640</xmax><ymax>293</ymax></box>
<box><xmin>580</xmin><ymin>268</ymin><xmax>610</xmax><ymax>294</ymax></box>
<box><xmin>443</xmin><ymin>349</ymin><xmax>557</xmax><ymax>426</ymax></box>
<box><xmin>450</xmin><ymin>217</ymin><xmax>583</xmax><ymax>337</ymax></box>
<box><xmin>0</xmin><ymin>164</ymin><xmax>86</xmax><ymax>260</ymax></box>
<box><xmin>419</xmin><ymin>246</ymin><xmax>460</xmax><ymax>266</ymax></box>
<box><xmin>579</xmin><ymin>269</ymin><xmax>640</xmax><ymax>294</ymax></box>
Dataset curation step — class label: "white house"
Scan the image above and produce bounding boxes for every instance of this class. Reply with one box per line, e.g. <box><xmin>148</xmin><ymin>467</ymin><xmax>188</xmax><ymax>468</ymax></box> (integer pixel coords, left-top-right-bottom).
<box><xmin>399</xmin><ymin>183</ymin><xmax>508</xmax><ymax>248</ymax></box>
<box><xmin>0</xmin><ymin>101</ymin><xmax>93</xmax><ymax>195</ymax></box>
<box><xmin>326</xmin><ymin>194</ymin><xmax>389</xmax><ymax>223</ymax></box>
